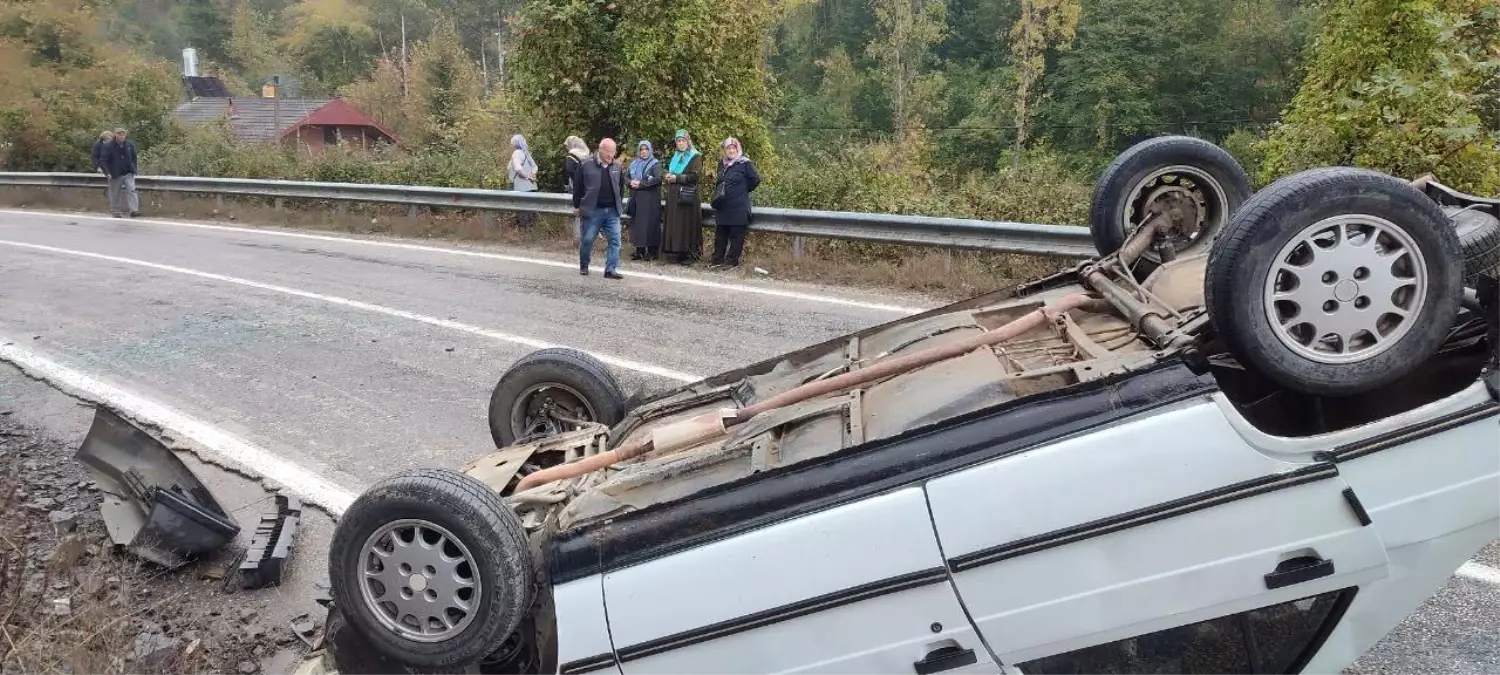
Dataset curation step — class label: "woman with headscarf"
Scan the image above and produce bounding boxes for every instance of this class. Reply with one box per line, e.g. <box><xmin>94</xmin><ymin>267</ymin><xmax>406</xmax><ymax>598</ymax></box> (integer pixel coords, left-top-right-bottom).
<box><xmin>562</xmin><ymin>135</ymin><xmax>590</xmax><ymax>244</ymax></box>
<box><xmin>661</xmin><ymin>129</ymin><xmax>704</xmax><ymax>266</ymax></box>
<box><xmin>509</xmin><ymin>134</ymin><xmax>540</xmax><ymax>228</ymax></box>
<box><xmin>626</xmin><ymin>139</ymin><xmax>663</xmax><ymax>261</ymax></box>
<box><xmin>709</xmin><ymin>137</ymin><xmax>760</xmax><ymax>269</ymax></box>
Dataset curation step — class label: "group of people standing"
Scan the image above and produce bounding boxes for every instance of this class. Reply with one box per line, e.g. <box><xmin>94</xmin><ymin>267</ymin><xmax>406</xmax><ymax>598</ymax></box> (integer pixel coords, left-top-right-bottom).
<box><xmin>510</xmin><ymin>129</ymin><xmax>760</xmax><ymax>280</ymax></box>
<box><xmin>91</xmin><ymin>128</ymin><xmax>141</xmax><ymax>218</ymax></box>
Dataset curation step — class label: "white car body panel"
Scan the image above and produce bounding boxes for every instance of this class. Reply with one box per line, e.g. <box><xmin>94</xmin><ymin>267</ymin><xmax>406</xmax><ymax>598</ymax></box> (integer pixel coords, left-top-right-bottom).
<box><xmin>552</xmin><ymin>577</ymin><xmax>617</xmax><ymax>674</ymax></box>
<box><xmin>925</xmin><ymin>399</ymin><xmax>1389</xmax><ymax>664</ymax></box>
<box><xmin>551</xmin><ymin>380</ymin><xmax>1497</xmax><ymax>674</ymax></box>
<box><xmin>1222</xmin><ymin>381</ymin><xmax>1500</xmax><ymax>672</ymax></box>
<box><xmin>600</xmin><ymin>487</ymin><xmax>996</xmax><ymax>674</ymax></box>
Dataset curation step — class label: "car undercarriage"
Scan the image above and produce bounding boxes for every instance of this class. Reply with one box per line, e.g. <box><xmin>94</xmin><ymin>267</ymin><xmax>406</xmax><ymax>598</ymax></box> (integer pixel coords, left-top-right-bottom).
<box><xmin>314</xmin><ymin>137</ymin><xmax>1500</xmax><ymax>675</ymax></box>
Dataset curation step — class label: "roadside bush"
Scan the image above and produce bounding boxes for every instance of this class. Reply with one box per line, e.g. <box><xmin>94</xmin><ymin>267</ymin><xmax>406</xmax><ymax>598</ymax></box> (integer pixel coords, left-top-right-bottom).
<box><xmin>142</xmin><ymin>119</ymin><xmax>299</xmax><ymax>179</ymax></box>
<box><xmin>1261</xmin><ymin>0</ymin><xmax>1500</xmax><ymax>194</ymax></box>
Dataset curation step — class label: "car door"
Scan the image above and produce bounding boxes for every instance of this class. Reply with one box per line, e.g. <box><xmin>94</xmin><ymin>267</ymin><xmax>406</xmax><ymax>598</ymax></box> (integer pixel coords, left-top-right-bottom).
<box><xmin>925</xmin><ymin>399</ymin><xmax>1390</xmax><ymax>672</ymax></box>
<box><xmin>599</xmin><ymin>487</ymin><xmax>999</xmax><ymax>675</ymax></box>
<box><xmin>1212</xmin><ymin>380</ymin><xmax>1500</xmax><ymax>673</ymax></box>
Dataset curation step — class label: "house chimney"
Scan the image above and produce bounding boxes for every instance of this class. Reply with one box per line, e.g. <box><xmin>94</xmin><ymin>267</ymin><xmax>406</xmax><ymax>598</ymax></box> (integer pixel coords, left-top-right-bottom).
<box><xmin>182</xmin><ymin>48</ymin><xmax>198</xmax><ymax>77</ymax></box>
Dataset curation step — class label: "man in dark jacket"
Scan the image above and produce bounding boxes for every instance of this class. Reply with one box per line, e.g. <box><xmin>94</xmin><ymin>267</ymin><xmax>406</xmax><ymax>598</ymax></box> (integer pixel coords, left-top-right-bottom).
<box><xmin>102</xmin><ymin>127</ymin><xmax>140</xmax><ymax>218</ymax></box>
<box><xmin>571</xmin><ymin>138</ymin><xmax>626</xmax><ymax>279</ymax></box>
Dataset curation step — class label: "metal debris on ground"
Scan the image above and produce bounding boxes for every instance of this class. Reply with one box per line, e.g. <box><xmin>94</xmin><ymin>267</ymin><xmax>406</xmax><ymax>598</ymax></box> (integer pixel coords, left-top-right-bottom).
<box><xmin>75</xmin><ymin>406</ymin><xmax>240</xmax><ymax>568</ymax></box>
<box><xmin>238</xmin><ymin>493</ymin><xmax>303</xmax><ymax>589</ymax></box>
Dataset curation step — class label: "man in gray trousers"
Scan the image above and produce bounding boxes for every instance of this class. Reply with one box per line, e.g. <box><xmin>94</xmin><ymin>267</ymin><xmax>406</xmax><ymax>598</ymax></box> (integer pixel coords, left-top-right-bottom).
<box><xmin>102</xmin><ymin>127</ymin><xmax>140</xmax><ymax>218</ymax></box>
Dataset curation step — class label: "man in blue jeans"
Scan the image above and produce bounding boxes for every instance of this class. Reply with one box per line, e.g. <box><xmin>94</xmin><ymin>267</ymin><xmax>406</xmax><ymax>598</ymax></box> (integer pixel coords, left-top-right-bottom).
<box><xmin>570</xmin><ymin>138</ymin><xmax>626</xmax><ymax>279</ymax></box>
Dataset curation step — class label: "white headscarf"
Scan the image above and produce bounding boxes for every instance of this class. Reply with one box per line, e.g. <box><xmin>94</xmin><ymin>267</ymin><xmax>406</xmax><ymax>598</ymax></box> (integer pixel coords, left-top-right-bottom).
<box><xmin>512</xmin><ymin>134</ymin><xmax>538</xmax><ymax>174</ymax></box>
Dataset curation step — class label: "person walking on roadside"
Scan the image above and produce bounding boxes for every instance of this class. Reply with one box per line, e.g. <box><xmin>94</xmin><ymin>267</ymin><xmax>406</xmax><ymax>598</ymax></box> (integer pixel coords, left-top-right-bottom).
<box><xmin>91</xmin><ymin>130</ymin><xmax>113</xmax><ymax>174</ymax></box>
<box><xmin>92</xmin><ymin>130</ymin><xmax>113</xmax><ymax>205</ymax></box>
<box><xmin>661</xmin><ymin>129</ymin><xmax>704</xmax><ymax>266</ymax></box>
<box><xmin>709</xmin><ymin>137</ymin><xmax>760</xmax><ymax>269</ymax></box>
<box><xmin>509</xmin><ymin>134</ymin><xmax>540</xmax><ymax>229</ymax></box>
<box><xmin>571</xmin><ymin>138</ymin><xmax>626</xmax><ymax>280</ymax></box>
<box><xmin>626</xmin><ymin>139</ymin><xmax>663</xmax><ymax>261</ymax></box>
<box><xmin>562</xmin><ymin>135</ymin><xmax>590</xmax><ymax>245</ymax></box>
<box><xmin>103</xmin><ymin>127</ymin><xmax>140</xmax><ymax>218</ymax></box>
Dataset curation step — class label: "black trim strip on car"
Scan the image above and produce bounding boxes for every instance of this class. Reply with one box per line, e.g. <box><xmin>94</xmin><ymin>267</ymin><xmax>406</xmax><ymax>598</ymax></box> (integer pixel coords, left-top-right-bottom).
<box><xmin>948</xmin><ymin>462</ymin><xmax>1340</xmax><ymax>572</ymax></box>
<box><xmin>550</xmin><ymin>360</ymin><xmax>1218</xmax><ymax>584</ymax></box>
<box><xmin>1328</xmin><ymin>402</ymin><xmax>1499</xmax><ymax>463</ymax></box>
<box><xmin>611</xmin><ymin>567</ymin><xmax>950</xmax><ymax>664</ymax></box>
<box><xmin>1341</xmin><ymin>487</ymin><xmax>1372</xmax><ymax>526</ymax></box>
<box><xmin>559</xmin><ymin>652</ymin><xmax>617</xmax><ymax>674</ymax></box>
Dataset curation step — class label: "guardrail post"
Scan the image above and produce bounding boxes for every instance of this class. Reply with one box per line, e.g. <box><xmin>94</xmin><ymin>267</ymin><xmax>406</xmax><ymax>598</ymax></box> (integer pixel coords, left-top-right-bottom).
<box><xmin>273</xmin><ymin>198</ymin><xmax>283</xmax><ymax>212</ymax></box>
<box><xmin>481</xmin><ymin>212</ymin><xmax>495</xmax><ymax>235</ymax></box>
<box><xmin>215</xmin><ymin>194</ymin><xmax>225</xmax><ymax>210</ymax></box>
<box><xmin>336</xmin><ymin>202</ymin><xmax>348</xmax><ymax>216</ymax></box>
<box><xmin>792</xmin><ymin>236</ymin><xmax>805</xmax><ymax>261</ymax></box>
<box><xmin>944</xmin><ymin>251</ymin><xmax>954</xmax><ymax>274</ymax></box>
<box><xmin>407</xmin><ymin>204</ymin><xmax>419</xmax><ymax>224</ymax></box>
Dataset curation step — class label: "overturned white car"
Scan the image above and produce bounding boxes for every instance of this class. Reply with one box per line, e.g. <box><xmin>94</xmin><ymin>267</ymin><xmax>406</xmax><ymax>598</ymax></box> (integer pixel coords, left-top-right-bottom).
<box><xmin>322</xmin><ymin>137</ymin><xmax>1500</xmax><ymax>675</ymax></box>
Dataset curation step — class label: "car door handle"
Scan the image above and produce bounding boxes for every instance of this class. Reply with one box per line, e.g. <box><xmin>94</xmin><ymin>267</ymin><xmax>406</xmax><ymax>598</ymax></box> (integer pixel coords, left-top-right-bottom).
<box><xmin>1264</xmin><ymin>555</ymin><xmax>1335</xmax><ymax>590</ymax></box>
<box><xmin>913</xmin><ymin>645</ymin><xmax>978</xmax><ymax>675</ymax></box>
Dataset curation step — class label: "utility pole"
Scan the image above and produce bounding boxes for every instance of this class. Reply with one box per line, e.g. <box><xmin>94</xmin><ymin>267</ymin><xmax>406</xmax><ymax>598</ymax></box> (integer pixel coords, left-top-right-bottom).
<box><xmin>400</xmin><ymin>12</ymin><xmax>409</xmax><ymax>98</ymax></box>
<box><xmin>481</xmin><ymin>45</ymin><xmax>490</xmax><ymax>97</ymax></box>
<box><xmin>272</xmin><ymin>74</ymin><xmax>281</xmax><ymax>145</ymax></box>
<box><xmin>496</xmin><ymin>29</ymin><xmax>505</xmax><ymax>90</ymax></box>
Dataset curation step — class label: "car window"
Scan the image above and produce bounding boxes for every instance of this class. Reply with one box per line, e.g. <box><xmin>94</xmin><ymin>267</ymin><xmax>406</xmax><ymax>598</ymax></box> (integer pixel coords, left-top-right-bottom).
<box><xmin>1014</xmin><ymin>589</ymin><xmax>1354</xmax><ymax>675</ymax></box>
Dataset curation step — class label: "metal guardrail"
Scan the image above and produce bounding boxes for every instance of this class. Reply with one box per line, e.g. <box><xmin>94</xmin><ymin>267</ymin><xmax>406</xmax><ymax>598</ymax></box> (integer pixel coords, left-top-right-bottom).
<box><xmin>0</xmin><ymin>172</ymin><xmax>1096</xmax><ymax>258</ymax></box>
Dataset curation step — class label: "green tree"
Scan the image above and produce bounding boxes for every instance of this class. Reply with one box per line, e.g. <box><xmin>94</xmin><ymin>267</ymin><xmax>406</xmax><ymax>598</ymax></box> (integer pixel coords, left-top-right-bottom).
<box><xmin>228</xmin><ymin>2</ymin><xmax>281</xmax><ymax>86</ymax></box>
<box><xmin>181</xmin><ymin>0</ymin><xmax>232</xmax><ymax>64</ymax></box>
<box><xmin>409</xmin><ymin>20</ymin><xmax>481</xmax><ymax>148</ymax></box>
<box><xmin>0</xmin><ymin>0</ymin><xmax>178</xmax><ymax>170</ymax></box>
<box><xmin>1009</xmin><ymin>0</ymin><xmax>1080</xmax><ymax>150</ymax></box>
<box><xmin>510</xmin><ymin>0</ymin><xmax>775</xmax><ymax>166</ymax></box>
<box><xmin>1261</xmin><ymin>0</ymin><xmax>1500</xmax><ymax>192</ymax></box>
<box><xmin>283</xmin><ymin>0</ymin><xmax>376</xmax><ymax>92</ymax></box>
<box><xmin>865</xmin><ymin>0</ymin><xmax>948</xmax><ymax>131</ymax></box>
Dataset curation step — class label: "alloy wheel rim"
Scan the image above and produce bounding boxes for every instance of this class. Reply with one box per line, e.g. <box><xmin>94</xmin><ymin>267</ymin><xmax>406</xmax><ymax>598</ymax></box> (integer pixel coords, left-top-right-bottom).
<box><xmin>358</xmin><ymin>519</ymin><xmax>482</xmax><ymax>642</ymax></box>
<box><xmin>1262</xmin><ymin>214</ymin><xmax>1427</xmax><ymax>364</ymax></box>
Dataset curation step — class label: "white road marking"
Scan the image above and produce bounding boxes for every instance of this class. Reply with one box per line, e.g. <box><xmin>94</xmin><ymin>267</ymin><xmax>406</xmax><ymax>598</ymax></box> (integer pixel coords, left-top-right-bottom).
<box><xmin>1457</xmin><ymin>561</ymin><xmax>1500</xmax><ymax>585</ymax></box>
<box><xmin>0</xmin><ymin>208</ymin><xmax>925</xmax><ymax>315</ymax></box>
<box><xmin>0</xmin><ymin>339</ymin><xmax>358</xmax><ymax>514</ymax></box>
<box><xmin>0</xmin><ymin>239</ymin><xmax>703</xmax><ymax>383</ymax></box>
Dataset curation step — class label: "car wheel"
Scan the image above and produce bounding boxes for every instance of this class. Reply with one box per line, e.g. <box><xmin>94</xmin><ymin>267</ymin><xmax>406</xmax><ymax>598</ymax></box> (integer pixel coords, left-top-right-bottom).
<box><xmin>1205</xmin><ymin>167</ymin><xmax>1463</xmax><ymax>396</ymax></box>
<box><xmin>1089</xmin><ymin>135</ymin><xmax>1253</xmax><ymax>273</ymax></box>
<box><xmin>487</xmin><ymin>348</ymin><xmax>627</xmax><ymax>448</ymax></box>
<box><xmin>1443</xmin><ymin>206</ymin><xmax>1500</xmax><ymax>284</ymax></box>
<box><xmin>328</xmin><ymin>469</ymin><xmax>534</xmax><ymax>671</ymax></box>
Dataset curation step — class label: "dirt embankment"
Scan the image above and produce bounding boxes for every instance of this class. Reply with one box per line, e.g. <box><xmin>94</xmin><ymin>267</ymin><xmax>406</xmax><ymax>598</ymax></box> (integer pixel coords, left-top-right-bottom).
<box><xmin>0</xmin><ymin>412</ymin><xmax>314</xmax><ymax>675</ymax></box>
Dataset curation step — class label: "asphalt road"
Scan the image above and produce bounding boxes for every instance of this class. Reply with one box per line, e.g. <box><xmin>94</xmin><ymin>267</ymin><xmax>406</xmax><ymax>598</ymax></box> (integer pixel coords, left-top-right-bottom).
<box><xmin>0</xmin><ymin>209</ymin><xmax>924</xmax><ymax>492</ymax></box>
<box><xmin>0</xmin><ymin>208</ymin><xmax>1494</xmax><ymax>674</ymax></box>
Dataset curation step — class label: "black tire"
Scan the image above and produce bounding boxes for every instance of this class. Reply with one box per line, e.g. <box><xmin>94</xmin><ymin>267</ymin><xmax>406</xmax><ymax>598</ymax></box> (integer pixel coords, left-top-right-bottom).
<box><xmin>1205</xmin><ymin>167</ymin><xmax>1464</xmax><ymax>397</ymax></box>
<box><xmin>1089</xmin><ymin>135</ymin><xmax>1253</xmax><ymax>271</ymax></box>
<box><xmin>1443</xmin><ymin>206</ymin><xmax>1500</xmax><ymax>284</ymax></box>
<box><xmin>329</xmin><ymin>469</ymin><xmax>534</xmax><ymax>671</ymax></box>
<box><xmin>487</xmin><ymin>348</ymin><xmax>627</xmax><ymax>448</ymax></box>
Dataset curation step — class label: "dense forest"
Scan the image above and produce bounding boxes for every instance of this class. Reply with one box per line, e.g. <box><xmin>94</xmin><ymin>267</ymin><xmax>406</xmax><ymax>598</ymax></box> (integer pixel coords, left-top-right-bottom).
<box><xmin>0</xmin><ymin>0</ymin><xmax>1496</xmax><ymax>223</ymax></box>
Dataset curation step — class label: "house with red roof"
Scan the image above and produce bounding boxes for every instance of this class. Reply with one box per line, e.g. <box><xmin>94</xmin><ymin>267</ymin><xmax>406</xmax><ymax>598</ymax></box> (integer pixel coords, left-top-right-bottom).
<box><xmin>276</xmin><ymin>98</ymin><xmax>400</xmax><ymax>152</ymax></box>
<box><xmin>174</xmin><ymin>83</ymin><xmax>400</xmax><ymax>154</ymax></box>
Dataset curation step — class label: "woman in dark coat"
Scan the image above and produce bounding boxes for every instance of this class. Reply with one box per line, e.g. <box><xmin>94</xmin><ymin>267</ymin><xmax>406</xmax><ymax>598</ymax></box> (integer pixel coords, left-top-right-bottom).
<box><xmin>626</xmin><ymin>139</ymin><xmax>663</xmax><ymax>261</ymax></box>
<box><xmin>661</xmin><ymin>129</ymin><xmax>704</xmax><ymax>265</ymax></box>
<box><xmin>709</xmin><ymin>136</ymin><xmax>760</xmax><ymax>269</ymax></box>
